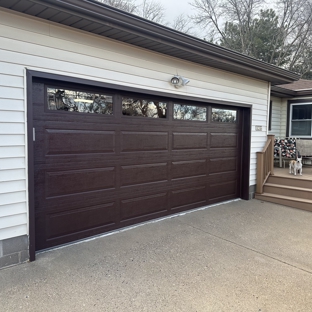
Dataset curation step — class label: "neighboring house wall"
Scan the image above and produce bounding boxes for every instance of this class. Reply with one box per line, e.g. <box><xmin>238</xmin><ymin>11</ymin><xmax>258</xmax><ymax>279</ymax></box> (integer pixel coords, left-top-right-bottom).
<box><xmin>0</xmin><ymin>8</ymin><xmax>270</xmax><ymax>267</ymax></box>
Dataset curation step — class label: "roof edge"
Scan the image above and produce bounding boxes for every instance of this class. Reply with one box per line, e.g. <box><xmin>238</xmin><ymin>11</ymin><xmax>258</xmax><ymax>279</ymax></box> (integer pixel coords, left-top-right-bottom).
<box><xmin>3</xmin><ymin>0</ymin><xmax>301</xmax><ymax>84</ymax></box>
<box><xmin>271</xmin><ymin>85</ymin><xmax>312</xmax><ymax>98</ymax></box>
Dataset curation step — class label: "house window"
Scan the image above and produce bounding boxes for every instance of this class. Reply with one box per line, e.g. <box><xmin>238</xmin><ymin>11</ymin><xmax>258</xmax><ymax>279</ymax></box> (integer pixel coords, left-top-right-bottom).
<box><xmin>290</xmin><ymin>103</ymin><xmax>312</xmax><ymax>136</ymax></box>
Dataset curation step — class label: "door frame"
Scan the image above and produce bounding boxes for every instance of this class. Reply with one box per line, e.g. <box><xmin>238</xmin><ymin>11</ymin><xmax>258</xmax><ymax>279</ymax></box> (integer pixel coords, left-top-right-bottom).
<box><xmin>27</xmin><ymin>69</ymin><xmax>251</xmax><ymax>261</ymax></box>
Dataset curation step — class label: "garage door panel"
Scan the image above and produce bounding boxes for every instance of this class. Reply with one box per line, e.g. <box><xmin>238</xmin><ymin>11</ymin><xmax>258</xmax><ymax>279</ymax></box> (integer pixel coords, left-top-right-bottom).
<box><xmin>172</xmin><ymin>133</ymin><xmax>208</xmax><ymax>150</ymax></box>
<box><xmin>209</xmin><ymin>157</ymin><xmax>237</xmax><ymax>174</ymax></box>
<box><xmin>34</xmin><ymin>201</ymin><xmax>118</xmax><ymax>250</ymax></box>
<box><xmin>208</xmin><ymin>171</ymin><xmax>238</xmax><ymax>181</ymax></box>
<box><xmin>121</xmin><ymin>163</ymin><xmax>168</xmax><ymax>187</ymax></box>
<box><xmin>171</xmin><ymin>150</ymin><xmax>211</xmax><ymax>159</ymax></box>
<box><xmin>45</xmin><ymin>129</ymin><xmax>116</xmax><ymax>155</ymax></box>
<box><xmin>40</xmin><ymin>190</ymin><xmax>118</xmax><ymax>213</ymax></box>
<box><xmin>210</xmin><ymin>133</ymin><xmax>238</xmax><ymax>148</ymax></box>
<box><xmin>118</xmin><ymin>178</ymin><xmax>210</xmax><ymax>204</ymax></box>
<box><xmin>121</xmin><ymin>131</ymin><xmax>169</xmax><ymax>152</ymax></box>
<box><xmin>46</xmin><ymin>202</ymin><xmax>117</xmax><ymax>240</ymax></box>
<box><xmin>209</xmin><ymin>125</ymin><xmax>238</xmax><ymax>132</ymax></box>
<box><xmin>171</xmin><ymin>186</ymin><xmax>207</xmax><ymax>210</ymax></box>
<box><xmin>119</xmin><ymin>117</ymin><xmax>170</xmax><ymax>127</ymax></box>
<box><xmin>120</xmin><ymin>192</ymin><xmax>168</xmax><ymax>222</ymax></box>
<box><xmin>35</xmin><ymin>156</ymin><xmax>119</xmax><ymax>169</ymax></box>
<box><xmin>172</xmin><ymin>159</ymin><xmax>207</xmax><ymax>180</ymax></box>
<box><xmin>209</xmin><ymin>149</ymin><xmax>238</xmax><ymax>158</ymax></box>
<box><xmin>209</xmin><ymin>181</ymin><xmax>237</xmax><ymax>200</ymax></box>
<box><xmin>45</xmin><ymin>167</ymin><xmax>116</xmax><ymax>197</ymax></box>
<box><xmin>34</xmin><ymin>119</ymin><xmax>119</xmax><ymax>131</ymax></box>
<box><xmin>34</xmin><ymin>130</ymin><xmax>117</xmax><ymax>161</ymax></box>
<box><xmin>34</xmin><ymin>112</ymin><xmax>118</xmax><ymax>126</ymax></box>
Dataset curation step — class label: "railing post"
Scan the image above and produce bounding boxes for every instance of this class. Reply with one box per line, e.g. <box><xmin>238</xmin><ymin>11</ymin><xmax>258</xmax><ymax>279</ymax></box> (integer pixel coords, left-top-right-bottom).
<box><xmin>256</xmin><ymin>135</ymin><xmax>275</xmax><ymax>194</ymax></box>
<box><xmin>256</xmin><ymin>152</ymin><xmax>264</xmax><ymax>194</ymax></box>
<box><xmin>268</xmin><ymin>135</ymin><xmax>275</xmax><ymax>176</ymax></box>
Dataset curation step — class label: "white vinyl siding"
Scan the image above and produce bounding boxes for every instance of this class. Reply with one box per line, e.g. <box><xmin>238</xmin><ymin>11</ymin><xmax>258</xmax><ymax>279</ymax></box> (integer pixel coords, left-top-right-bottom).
<box><xmin>0</xmin><ymin>8</ymin><xmax>270</xmax><ymax>240</ymax></box>
<box><xmin>0</xmin><ymin>31</ymin><xmax>27</xmax><ymax>241</ymax></box>
<box><xmin>269</xmin><ymin>96</ymin><xmax>283</xmax><ymax>137</ymax></box>
<box><xmin>280</xmin><ymin>98</ymin><xmax>289</xmax><ymax>137</ymax></box>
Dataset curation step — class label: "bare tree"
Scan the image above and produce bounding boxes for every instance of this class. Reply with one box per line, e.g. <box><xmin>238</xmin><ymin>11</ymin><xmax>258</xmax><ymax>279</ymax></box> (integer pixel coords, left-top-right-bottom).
<box><xmin>191</xmin><ymin>0</ymin><xmax>263</xmax><ymax>51</ymax></box>
<box><xmin>96</xmin><ymin>0</ymin><xmax>137</xmax><ymax>13</ymax></box>
<box><xmin>96</xmin><ymin>0</ymin><xmax>166</xmax><ymax>24</ymax></box>
<box><xmin>138</xmin><ymin>0</ymin><xmax>166</xmax><ymax>23</ymax></box>
<box><xmin>171</xmin><ymin>14</ymin><xmax>194</xmax><ymax>35</ymax></box>
<box><xmin>190</xmin><ymin>0</ymin><xmax>312</xmax><ymax>77</ymax></box>
<box><xmin>273</xmin><ymin>0</ymin><xmax>312</xmax><ymax>75</ymax></box>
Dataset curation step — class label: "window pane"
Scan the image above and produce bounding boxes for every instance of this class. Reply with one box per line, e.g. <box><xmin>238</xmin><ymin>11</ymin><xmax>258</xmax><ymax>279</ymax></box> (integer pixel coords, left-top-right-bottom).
<box><xmin>47</xmin><ymin>88</ymin><xmax>113</xmax><ymax>115</ymax></box>
<box><xmin>292</xmin><ymin>105</ymin><xmax>312</xmax><ymax>120</ymax></box>
<box><xmin>212</xmin><ymin>108</ymin><xmax>237</xmax><ymax>123</ymax></box>
<box><xmin>173</xmin><ymin>104</ymin><xmax>206</xmax><ymax>121</ymax></box>
<box><xmin>291</xmin><ymin>120</ymin><xmax>311</xmax><ymax>136</ymax></box>
<box><xmin>122</xmin><ymin>98</ymin><xmax>167</xmax><ymax>118</ymax></box>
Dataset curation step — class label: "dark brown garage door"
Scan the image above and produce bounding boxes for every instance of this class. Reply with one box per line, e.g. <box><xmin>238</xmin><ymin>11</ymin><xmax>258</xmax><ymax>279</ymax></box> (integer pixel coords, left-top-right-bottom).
<box><xmin>33</xmin><ymin>81</ymin><xmax>243</xmax><ymax>250</ymax></box>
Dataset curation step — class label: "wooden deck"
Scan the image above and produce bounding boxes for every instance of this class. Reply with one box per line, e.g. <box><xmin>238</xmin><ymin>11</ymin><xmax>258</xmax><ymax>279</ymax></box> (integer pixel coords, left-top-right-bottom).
<box><xmin>256</xmin><ymin>135</ymin><xmax>312</xmax><ymax>211</ymax></box>
<box><xmin>256</xmin><ymin>165</ymin><xmax>312</xmax><ymax>212</ymax></box>
<box><xmin>273</xmin><ymin>166</ymin><xmax>312</xmax><ymax>180</ymax></box>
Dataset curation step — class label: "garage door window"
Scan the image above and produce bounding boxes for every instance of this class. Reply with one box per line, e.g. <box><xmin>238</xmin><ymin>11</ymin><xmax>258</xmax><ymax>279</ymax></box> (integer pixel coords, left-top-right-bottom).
<box><xmin>173</xmin><ymin>104</ymin><xmax>207</xmax><ymax>121</ymax></box>
<box><xmin>47</xmin><ymin>88</ymin><xmax>113</xmax><ymax>115</ymax></box>
<box><xmin>212</xmin><ymin>108</ymin><xmax>237</xmax><ymax>123</ymax></box>
<box><xmin>122</xmin><ymin>97</ymin><xmax>167</xmax><ymax>118</ymax></box>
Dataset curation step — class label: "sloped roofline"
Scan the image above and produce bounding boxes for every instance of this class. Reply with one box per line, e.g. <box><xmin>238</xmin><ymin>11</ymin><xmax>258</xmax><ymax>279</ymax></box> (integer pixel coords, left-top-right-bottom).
<box><xmin>271</xmin><ymin>79</ymin><xmax>312</xmax><ymax>97</ymax></box>
<box><xmin>271</xmin><ymin>86</ymin><xmax>312</xmax><ymax>98</ymax></box>
<box><xmin>0</xmin><ymin>0</ymin><xmax>301</xmax><ymax>85</ymax></box>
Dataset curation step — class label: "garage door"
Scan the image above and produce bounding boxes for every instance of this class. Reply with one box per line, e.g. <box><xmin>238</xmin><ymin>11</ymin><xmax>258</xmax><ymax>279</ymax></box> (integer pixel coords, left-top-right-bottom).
<box><xmin>33</xmin><ymin>81</ymin><xmax>243</xmax><ymax>250</ymax></box>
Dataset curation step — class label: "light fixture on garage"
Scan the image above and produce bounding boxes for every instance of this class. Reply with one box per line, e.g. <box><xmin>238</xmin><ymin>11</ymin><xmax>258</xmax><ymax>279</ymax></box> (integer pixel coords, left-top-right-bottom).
<box><xmin>170</xmin><ymin>75</ymin><xmax>190</xmax><ymax>88</ymax></box>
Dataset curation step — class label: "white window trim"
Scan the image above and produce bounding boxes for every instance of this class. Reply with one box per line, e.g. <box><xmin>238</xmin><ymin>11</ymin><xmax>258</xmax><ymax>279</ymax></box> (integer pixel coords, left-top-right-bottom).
<box><xmin>289</xmin><ymin>102</ymin><xmax>312</xmax><ymax>138</ymax></box>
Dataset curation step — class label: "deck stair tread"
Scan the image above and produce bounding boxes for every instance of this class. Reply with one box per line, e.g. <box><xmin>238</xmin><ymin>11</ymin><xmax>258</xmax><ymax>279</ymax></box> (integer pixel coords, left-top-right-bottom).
<box><xmin>267</xmin><ymin>175</ymin><xmax>312</xmax><ymax>189</ymax></box>
<box><xmin>257</xmin><ymin>192</ymin><xmax>312</xmax><ymax>203</ymax></box>
<box><xmin>265</xmin><ymin>183</ymin><xmax>312</xmax><ymax>192</ymax></box>
<box><xmin>271</xmin><ymin>175</ymin><xmax>312</xmax><ymax>182</ymax></box>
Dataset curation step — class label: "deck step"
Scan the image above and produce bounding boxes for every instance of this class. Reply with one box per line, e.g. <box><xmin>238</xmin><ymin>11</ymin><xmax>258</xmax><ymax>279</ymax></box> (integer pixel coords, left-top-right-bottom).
<box><xmin>267</xmin><ymin>175</ymin><xmax>312</xmax><ymax>189</ymax></box>
<box><xmin>255</xmin><ymin>193</ymin><xmax>312</xmax><ymax>212</ymax></box>
<box><xmin>264</xmin><ymin>183</ymin><xmax>312</xmax><ymax>200</ymax></box>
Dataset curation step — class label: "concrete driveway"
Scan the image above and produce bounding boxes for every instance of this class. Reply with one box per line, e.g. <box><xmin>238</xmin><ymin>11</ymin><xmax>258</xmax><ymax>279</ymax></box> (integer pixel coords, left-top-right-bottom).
<box><xmin>1</xmin><ymin>199</ymin><xmax>312</xmax><ymax>312</ymax></box>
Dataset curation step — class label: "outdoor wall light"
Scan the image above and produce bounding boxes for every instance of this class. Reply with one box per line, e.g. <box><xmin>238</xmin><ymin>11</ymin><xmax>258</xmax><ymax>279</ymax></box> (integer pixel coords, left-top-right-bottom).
<box><xmin>170</xmin><ymin>75</ymin><xmax>190</xmax><ymax>88</ymax></box>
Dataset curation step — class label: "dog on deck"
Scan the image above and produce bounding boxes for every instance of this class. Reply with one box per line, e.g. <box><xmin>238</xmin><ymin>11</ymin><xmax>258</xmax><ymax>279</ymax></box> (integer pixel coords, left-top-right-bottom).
<box><xmin>289</xmin><ymin>157</ymin><xmax>303</xmax><ymax>176</ymax></box>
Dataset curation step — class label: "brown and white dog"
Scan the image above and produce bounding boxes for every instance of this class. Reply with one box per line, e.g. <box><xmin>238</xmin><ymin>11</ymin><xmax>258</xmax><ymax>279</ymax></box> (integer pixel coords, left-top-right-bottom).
<box><xmin>289</xmin><ymin>157</ymin><xmax>303</xmax><ymax>176</ymax></box>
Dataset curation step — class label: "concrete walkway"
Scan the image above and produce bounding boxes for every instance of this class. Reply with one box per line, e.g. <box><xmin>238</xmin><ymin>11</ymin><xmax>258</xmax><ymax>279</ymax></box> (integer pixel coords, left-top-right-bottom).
<box><xmin>1</xmin><ymin>199</ymin><xmax>312</xmax><ymax>312</ymax></box>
